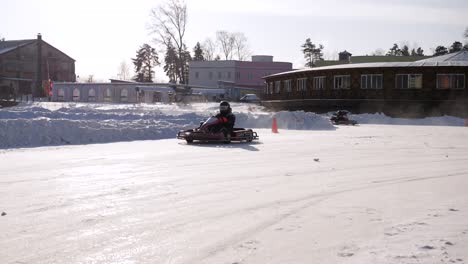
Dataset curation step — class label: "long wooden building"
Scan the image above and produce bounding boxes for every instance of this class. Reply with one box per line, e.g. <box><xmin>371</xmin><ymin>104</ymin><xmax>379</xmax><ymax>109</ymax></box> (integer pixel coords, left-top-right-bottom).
<box><xmin>0</xmin><ymin>34</ymin><xmax>75</xmax><ymax>99</ymax></box>
<box><xmin>262</xmin><ymin>51</ymin><xmax>468</xmax><ymax>117</ymax></box>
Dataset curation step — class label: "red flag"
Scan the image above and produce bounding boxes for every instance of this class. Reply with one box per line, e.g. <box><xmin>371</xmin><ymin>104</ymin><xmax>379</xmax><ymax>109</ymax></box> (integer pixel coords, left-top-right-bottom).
<box><xmin>49</xmin><ymin>80</ymin><xmax>53</xmax><ymax>97</ymax></box>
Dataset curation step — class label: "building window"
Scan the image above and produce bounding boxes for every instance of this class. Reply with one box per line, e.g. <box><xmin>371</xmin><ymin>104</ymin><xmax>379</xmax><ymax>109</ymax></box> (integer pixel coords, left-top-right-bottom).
<box><xmin>209</xmin><ymin>72</ymin><xmax>213</xmax><ymax>80</ymax></box>
<box><xmin>218</xmin><ymin>72</ymin><xmax>222</xmax><ymax>79</ymax></box>
<box><xmin>297</xmin><ymin>78</ymin><xmax>307</xmax><ymax>92</ymax></box>
<box><xmin>72</xmin><ymin>88</ymin><xmax>80</xmax><ymax>101</ymax></box>
<box><xmin>57</xmin><ymin>88</ymin><xmax>65</xmax><ymax>101</ymax></box>
<box><xmin>227</xmin><ymin>72</ymin><xmax>231</xmax><ymax>79</ymax></box>
<box><xmin>264</xmin><ymin>82</ymin><xmax>272</xmax><ymax>94</ymax></box>
<box><xmin>274</xmin><ymin>81</ymin><xmax>281</xmax><ymax>94</ymax></box>
<box><xmin>104</xmin><ymin>88</ymin><xmax>112</xmax><ymax>102</ymax></box>
<box><xmin>120</xmin><ymin>89</ymin><xmax>128</xmax><ymax>102</ymax></box>
<box><xmin>313</xmin><ymin>76</ymin><xmax>326</xmax><ymax>90</ymax></box>
<box><xmin>268</xmin><ymin>82</ymin><xmax>274</xmax><ymax>94</ymax></box>
<box><xmin>195</xmin><ymin>72</ymin><xmax>199</xmax><ymax>79</ymax></box>
<box><xmin>396</xmin><ymin>74</ymin><xmax>422</xmax><ymax>89</ymax></box>
<box><xmin>236</xmin><ymin>72</ymin><xmax>241</xmax><ymax>80</ymax></box>
<box><xmin>361</xmin><ymin>74</ymin><xmax>383</xmax><ymax>89</ymax></box>
<box><xmin>284</xmin><ymin>80</ymin><xmax>292</xmax><ymax>93</ymax></box>
<box><xmin>334</xmin><ymin>75</ymin><xmax>351</xmax><ymax>89</ymax></box>
<box><xmin>248</xmin><ymin>72</ymin><xmax>253</xmax><ymax>80</ymax></box>
<box><xmin>437</xmin><ymin>74</ymin><xmax>465</xmax><ymax>89</ymax></box>
<box><xmin>88</xmin><ymin>89</ymin><xmax>96</xmax><ymax>101</ymax></box>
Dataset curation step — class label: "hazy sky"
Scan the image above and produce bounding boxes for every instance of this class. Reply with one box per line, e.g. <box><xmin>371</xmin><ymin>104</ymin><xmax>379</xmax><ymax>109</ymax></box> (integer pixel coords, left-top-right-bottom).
<box><xmin>1</xmin><ymin>0</ymin><xmax>467</xmax><ymax>82</ymax></box>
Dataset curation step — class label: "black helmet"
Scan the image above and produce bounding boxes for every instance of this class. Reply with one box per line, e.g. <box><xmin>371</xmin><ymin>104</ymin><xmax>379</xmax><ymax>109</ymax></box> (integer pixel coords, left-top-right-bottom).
<box><xmin>219</xmin><ymin>101</ymin><xmax>231</xmax><ymax>114</ymax></box>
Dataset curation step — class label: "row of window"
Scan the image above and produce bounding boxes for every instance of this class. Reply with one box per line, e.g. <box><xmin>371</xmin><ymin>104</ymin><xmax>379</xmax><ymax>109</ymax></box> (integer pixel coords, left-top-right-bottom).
<box><xmin>57</xmin><ymin>88</ymin><xmax>129</xmax><ymax>102</ymax></box>
<box><xmin>265</xmin><ymin>74</ymin><xmax>465</xmax><ymax>94</ymax></box>
<box><xmin>195</xmin><ymin>71</ymin><xmax>271</xmax><ymax>81</ymax></box>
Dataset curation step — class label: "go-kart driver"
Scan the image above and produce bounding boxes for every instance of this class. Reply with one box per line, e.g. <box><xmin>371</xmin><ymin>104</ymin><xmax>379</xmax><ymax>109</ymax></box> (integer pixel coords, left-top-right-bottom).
<box><xmin>213</xmin><ymin>101</ymin><xmax>236</xmax><ymax>139</ymax></box>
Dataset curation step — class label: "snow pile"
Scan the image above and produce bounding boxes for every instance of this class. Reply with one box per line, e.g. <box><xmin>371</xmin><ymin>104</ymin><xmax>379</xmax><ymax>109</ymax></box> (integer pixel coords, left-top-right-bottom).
<box><xmin>351</xmin><ymin>113</ymin><xmax>465</xmax><ymax>126</ymax></box>
<box><xmin>0</xmin><ymin>102</ymin><xmax>334</xmax><ymax>149</ymax></box>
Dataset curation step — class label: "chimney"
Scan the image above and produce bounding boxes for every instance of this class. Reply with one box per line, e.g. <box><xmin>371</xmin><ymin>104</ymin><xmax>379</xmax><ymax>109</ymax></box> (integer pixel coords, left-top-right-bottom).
<box><xmin>338</xmin><ymin>50</ymin><xmax>352</xmax><ymax>63</ymax></box>
<box><xmin>34</xmin><ymin>33</ymin><xmax>43</xmax><ymax>97</ymax></box>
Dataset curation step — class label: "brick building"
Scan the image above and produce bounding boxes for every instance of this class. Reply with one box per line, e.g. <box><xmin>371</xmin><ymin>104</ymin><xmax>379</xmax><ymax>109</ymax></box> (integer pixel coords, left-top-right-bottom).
<box><xmin>262</xmin><ymin>51</ymin><xmax>468</xmax><ymax>117</ymax></box>
<box><xmin>0</xmin><ymin>34</ymin><xmax>75</xmax><ymax>99</ymax></box>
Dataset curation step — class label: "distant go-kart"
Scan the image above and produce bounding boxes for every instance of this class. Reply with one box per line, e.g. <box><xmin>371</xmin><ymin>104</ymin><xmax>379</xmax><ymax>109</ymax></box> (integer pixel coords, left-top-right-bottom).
<box><xmin>177</xmin><ymin>116</ymin><xmax>259</xmax><ymax>143</ymax></box>
<box><xmin>330</xmin><ymin>110</ymin><xmax>358</xmax><ymax>125</ymax></box>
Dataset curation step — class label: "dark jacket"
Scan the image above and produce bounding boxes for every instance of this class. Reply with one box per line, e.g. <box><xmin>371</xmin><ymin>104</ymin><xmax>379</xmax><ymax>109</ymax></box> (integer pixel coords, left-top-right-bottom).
<box><xmin>215</xmin><ymin>112</ymin><xmax>236</xmax><ymax>131</ymax></box>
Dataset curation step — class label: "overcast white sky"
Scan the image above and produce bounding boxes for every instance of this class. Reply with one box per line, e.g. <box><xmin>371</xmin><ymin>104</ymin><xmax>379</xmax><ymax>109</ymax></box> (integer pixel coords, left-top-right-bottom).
<box><xmin>1</xmin><ymin>0</ymin><xmax>467</xmax><ymax>82</ymax></box>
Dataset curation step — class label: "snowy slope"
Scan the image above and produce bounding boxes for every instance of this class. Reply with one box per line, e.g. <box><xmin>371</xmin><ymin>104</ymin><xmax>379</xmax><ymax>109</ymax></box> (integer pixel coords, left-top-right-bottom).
<box><xmin>1</xmin><ymin>126</ymin><xmax>467</xmax><ymax>264</ymax></box>
<box><xmin>0</xmin><ymin>102</ymin><xmax>465</xmax><ymax>149</ymax></box>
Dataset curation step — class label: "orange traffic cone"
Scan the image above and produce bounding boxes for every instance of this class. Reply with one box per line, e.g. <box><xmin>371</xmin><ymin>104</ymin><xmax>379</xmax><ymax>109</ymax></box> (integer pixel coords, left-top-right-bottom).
<box><xmin>272</xmin><ymin>117</ymin><xmax>279</xmax><ymax>133</ymax></box>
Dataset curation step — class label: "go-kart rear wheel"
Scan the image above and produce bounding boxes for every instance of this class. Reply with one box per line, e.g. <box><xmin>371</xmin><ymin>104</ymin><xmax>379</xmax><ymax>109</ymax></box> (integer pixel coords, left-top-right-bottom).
<box><xmin>186</xmin><ymin>139</ymin><xmax>193</xmax><ymax>143</ymax></box>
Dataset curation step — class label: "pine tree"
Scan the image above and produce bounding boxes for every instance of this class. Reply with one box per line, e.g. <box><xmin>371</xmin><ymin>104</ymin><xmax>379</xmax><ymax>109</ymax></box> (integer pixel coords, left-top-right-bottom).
<box><xmin>401</xmin><ymin>45</ymin><xmax>410</xmax><ymax>56</ymax></box>
<box><xmin>132</xmin><ymin>44</ymin><xmax>159</xmax><ymax>82</ymax></box>
<box><xmin>416</xmin><ymin>47</ymin><xmax>424</xmax><ymax>56</ymax></box>
<box><xmin>449</xmin><ymin>41</ymin><xmax>463</xmax><ymax>53</ymax></box>
<box><xmin>386</xmin><ymin>44</ymin><xmax>402</xmax><ymax>56</ymax></box>
<box><xmin>178</xmin><ymin>44</ymin><xmax>192</xmax><ymax>84</ymax></box>
<box><xmin>301</xmin><ymin>38</ymin><xmax>324</xmax><ymax>67</ymax></box>
<box><xmin>193</xmin><ymin>42</ymin><xmax>205</xmax><ymax>61</ymax></box>
<box><xmin>164</xmin><ymin>41</ymin><xmax>178</xmax><ymax>82</ymax></box>
<box><xmin>411</xmin><ymin>48</ymin><xmax>417</xmax><ymax>56</ymax></box>
<box><xmin>433</xmin><ymin>46</ymin><xmax>448</xmax><ymax>56</ymax></box>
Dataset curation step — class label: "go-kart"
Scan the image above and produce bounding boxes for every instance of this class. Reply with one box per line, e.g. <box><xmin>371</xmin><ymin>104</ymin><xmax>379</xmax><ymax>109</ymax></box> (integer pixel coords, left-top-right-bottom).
<box><xmin>177</xmin><ymin>116</ymin><xmax>259</xmax><ymax>143</ymax></box>
<box><xmin>330</xmin><ymin>110</ymin><xmax>358</xmax><ymax>125</ymax></box>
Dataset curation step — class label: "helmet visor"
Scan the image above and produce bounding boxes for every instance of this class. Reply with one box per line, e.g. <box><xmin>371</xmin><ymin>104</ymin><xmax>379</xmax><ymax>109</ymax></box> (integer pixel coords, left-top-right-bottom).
<box><xmin>220</xmin><ymin>105</ymin><xmax>229</xmax><ymax>111</ymax></box>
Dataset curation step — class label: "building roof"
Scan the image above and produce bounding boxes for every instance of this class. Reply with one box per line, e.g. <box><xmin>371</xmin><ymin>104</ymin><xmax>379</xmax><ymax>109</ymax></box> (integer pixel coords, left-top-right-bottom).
<box><xmin>315</xmin><ymin>55</ymin><xmax>430</xmax><ymax>67</ymax></box>
<box><xmin>0</xmin><ymin>39</ymin><xmax>35</xmax><ymax>55</ymax></box>
<box><xmin>0</xmin><ymin>38</ymin><xmax>75</xmax><ymax>61</ymax></box>
<box><xmin>416</xmin><ymin>51</ymin><xmax>468</xmax><ymax>62</ymax></box>
<box><xmin>266</xmin><ymin>51</ymin><xmax>468</xmax><ymax>79</ymax></box>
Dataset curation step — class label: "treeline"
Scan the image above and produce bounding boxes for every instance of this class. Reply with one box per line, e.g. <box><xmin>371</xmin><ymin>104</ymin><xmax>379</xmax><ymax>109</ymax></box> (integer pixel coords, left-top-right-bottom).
<box><xmin>124</xmin><ymin>0</ymin><xmax>252</xmax><ymax>84</ymax></box>
<box><xmin>301</xmin><ymin>27</ymin><xmax>468</xmax><ymax>68</ymax></box>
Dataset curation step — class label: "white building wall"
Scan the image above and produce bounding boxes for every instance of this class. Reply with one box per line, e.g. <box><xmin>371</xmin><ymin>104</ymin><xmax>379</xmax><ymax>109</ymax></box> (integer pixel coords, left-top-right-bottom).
<box><xmin>188</xmin><ymin>61</ymin><xmax>236</xmax><ymax>87</ymax></box>
<box><xmin>51</xmin><ymin>83</ymin><xmax>171</xmax><ymax>103</ymax></box>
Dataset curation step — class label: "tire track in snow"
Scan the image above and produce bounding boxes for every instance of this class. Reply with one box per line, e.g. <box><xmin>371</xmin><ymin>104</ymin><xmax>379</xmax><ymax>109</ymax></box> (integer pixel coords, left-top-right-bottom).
<box><xmin>190</xmin><ymin>171</ymin><xmax>468</xmax><ymax>263</ymax></box>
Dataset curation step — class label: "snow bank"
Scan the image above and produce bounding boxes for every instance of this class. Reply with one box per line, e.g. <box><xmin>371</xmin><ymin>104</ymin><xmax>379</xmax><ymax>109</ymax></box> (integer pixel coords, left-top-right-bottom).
<box><xmin>350</xmin><ymin>113</ymin><xmax>465</xmax><ymax>126</ymax></box>
<box><xmin>0</xmin><ymin>102</ymin><xmax>334</xmax><ymax>149</ymax></box>
<box><xmin>2</xmin><ymin>102</ymin><xmax>464</xmax><ymax>149</ymax></box>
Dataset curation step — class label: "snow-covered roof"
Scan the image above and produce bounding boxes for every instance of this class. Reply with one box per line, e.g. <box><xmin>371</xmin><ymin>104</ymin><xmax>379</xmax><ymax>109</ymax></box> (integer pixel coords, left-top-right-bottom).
<box><xmin>266</xmin><ymin>51</ymin><xmax>468</xmax><ymax>79</ymax></box>
<box><xmin>416</xmin><ymin>50</ymin><xmax>468</xmax><ymax>63</ymax></box>
<box><xmin>0</xmin><ymin>39</ymin><xmax>35</xmax><ymax>55</ymax></box>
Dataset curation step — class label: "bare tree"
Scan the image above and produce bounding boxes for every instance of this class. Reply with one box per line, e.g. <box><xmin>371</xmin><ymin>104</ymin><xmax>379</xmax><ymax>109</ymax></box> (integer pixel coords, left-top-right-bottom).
<box><xmin>117</xmin><ymin>61</ymin><xmax>131</xmax><ymax>80</ymax></box>
<box><xmin>201</xmin><ymin>38</ymin><xmax>217</xmax><ymax>61</ymax></box>
<box><xmin>232</xmin><ymin>32</ymin><xmax>250</xmax><ymax>61</ymax></box>
<box><xmin>86</xmin><ymin>75</ymin><xmax>94</xmax><ymax>83</ymax></box>
<box><xmin>464</xmin><ymin>27</ymin><xmax>468</xmax><ymax>38</ymax></box>
<box><xmin>148</xmin><ymin>0</ymin><xmax>188</xmax><ymax>83</ymax></box>
<box><xmin>216</xmin><ymin>31</ymin><xmax>235</xmax><ymax>60</ymax></box>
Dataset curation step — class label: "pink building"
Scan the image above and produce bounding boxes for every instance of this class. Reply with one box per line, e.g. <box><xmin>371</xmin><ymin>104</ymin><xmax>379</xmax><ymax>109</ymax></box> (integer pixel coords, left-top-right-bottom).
<box><xmin>188</xmin><ymin>55</ymin><xmax>292</xmax><ymax>94</ymax></box>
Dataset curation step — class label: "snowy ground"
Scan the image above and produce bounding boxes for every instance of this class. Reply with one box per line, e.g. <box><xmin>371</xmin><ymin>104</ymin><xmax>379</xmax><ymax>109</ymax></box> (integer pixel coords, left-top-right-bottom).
<box><xmin>1</xmin><ymin>103</ymin><xmax>468</xmax><ymax>263</ymax></box>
